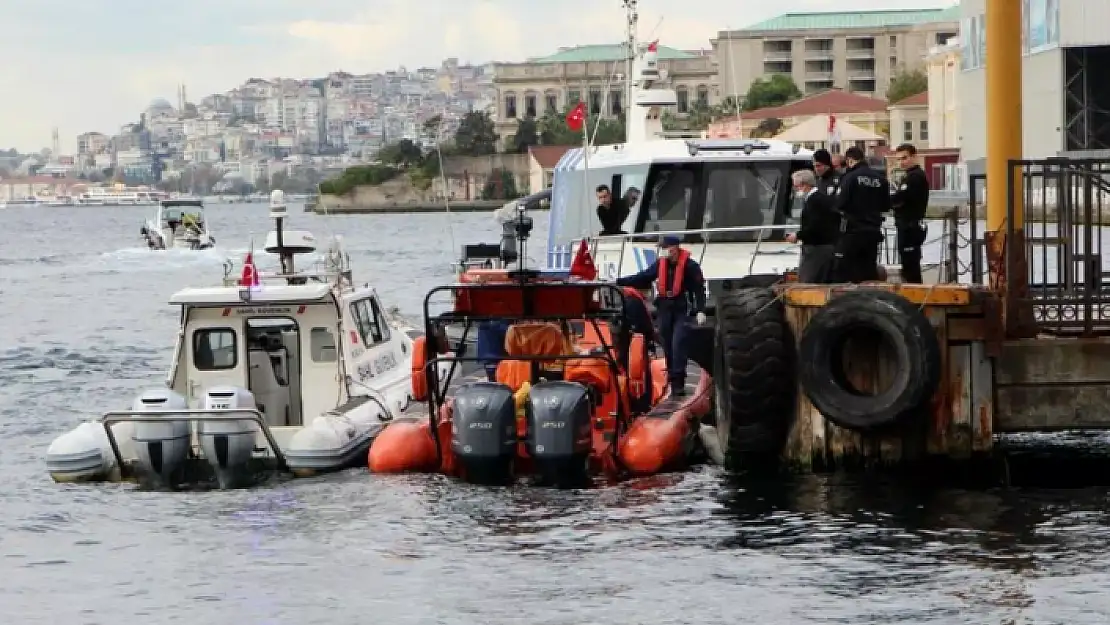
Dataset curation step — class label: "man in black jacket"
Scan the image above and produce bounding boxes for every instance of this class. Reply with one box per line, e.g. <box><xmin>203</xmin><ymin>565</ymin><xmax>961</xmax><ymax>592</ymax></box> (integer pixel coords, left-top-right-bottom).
<box><xmin>812</xmin><ymin>149</ymin><xmax>840</xmax><ymax>196</ymax></box>
<box><xmin>786</xmin><ymin>169</ymin><xmax>840</xmax><ymax>283</ymax></box>
<box><xmin>891</xmin><ymin>143</ymin><xmax>930</xmax><ymax>283</ymax></box>
<box><xmin>831</xmin><ymin>146</ymin><xmax>890</xmax><ymax>283</ymax></box>
<box><xmin>596</xmin><ymin>184</ymin><xmax>630</xmax><ymax>235</ymax></box>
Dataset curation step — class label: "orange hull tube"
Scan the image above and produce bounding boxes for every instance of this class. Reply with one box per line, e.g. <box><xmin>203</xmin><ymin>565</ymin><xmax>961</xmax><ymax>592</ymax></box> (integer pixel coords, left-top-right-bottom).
<box><xmin>618</xmin><ymin>372</ymin><xmax>713</xmax><ymax>475</ymax></box>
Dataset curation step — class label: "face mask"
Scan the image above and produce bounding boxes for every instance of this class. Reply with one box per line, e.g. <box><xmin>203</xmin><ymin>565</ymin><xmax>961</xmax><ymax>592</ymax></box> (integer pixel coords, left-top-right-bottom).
<box><xmin>795</xmin><ymin>189</ymin><xmax>806</xmax><ymax>199</ymax></box>
<box><xmin>659</xmin><ymin>247</ymin><xmax>673</xmax><ymax>259</ymax></box>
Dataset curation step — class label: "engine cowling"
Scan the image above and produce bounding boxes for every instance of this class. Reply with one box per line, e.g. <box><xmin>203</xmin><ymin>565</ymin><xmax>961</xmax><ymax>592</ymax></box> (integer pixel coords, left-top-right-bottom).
<box><xmin>450</xmin><ymin>382</ymin><xmax>517</xmax><ymax>485</ymax></box>
<box><xmin>525</xmin><ymin>381</ymin><xmax>593</xmax><ymax>487</ymax></box>
<box><xmin>131</xmin><ymin>389</ymin><xmax>191</xmax><ymax>489</ymax></box>
<box><xmin>197</xmin><ymin>386</ymin><xmax>259</xmax><ymax>489</ymax></box>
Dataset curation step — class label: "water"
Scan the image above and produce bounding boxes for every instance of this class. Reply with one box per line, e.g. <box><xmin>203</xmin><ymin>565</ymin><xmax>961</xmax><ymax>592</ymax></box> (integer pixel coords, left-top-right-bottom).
<box><xmin>1</xmin><ymin>204</ymin><xmax>1109</xmax><ymax>624</ymax></box>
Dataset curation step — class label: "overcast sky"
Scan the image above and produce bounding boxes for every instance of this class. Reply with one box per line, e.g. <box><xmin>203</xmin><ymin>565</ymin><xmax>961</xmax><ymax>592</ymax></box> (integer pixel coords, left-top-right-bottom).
<box><xmin>0</xmin><ymin>0</ymin><xmax>952</xmax><ymax>152</ymax></box>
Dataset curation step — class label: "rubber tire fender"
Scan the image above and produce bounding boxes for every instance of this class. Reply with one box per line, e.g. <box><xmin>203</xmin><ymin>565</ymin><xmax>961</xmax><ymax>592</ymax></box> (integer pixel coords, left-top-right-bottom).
<box><xmin>798</xmin><ymin>290</ymin><xmax>941</xmax><ymax>431</ymax></box>
<box><xmin>712</xmin><ymin>286</ymin><xmax>794</xmax><ymax>467</ymax></box>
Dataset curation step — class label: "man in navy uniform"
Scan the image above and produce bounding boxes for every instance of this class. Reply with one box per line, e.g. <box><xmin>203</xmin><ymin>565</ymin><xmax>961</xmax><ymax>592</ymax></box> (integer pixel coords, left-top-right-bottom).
<box><xmin>616</xmin><ymin>235</ymin><xmax>706</xmax><ymax>397</ymax></box>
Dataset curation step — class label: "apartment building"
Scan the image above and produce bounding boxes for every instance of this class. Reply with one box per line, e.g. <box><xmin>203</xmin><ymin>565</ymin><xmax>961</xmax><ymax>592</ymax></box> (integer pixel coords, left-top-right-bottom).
<box><xmin>715</xmin><ymin>8</ymin><xmax>959</xmax><ymax>100</ymax></box>
<box><xmin>491</xmin><ymin>43</ymin><xmax>716</xmax><ymax>144</ymax></box>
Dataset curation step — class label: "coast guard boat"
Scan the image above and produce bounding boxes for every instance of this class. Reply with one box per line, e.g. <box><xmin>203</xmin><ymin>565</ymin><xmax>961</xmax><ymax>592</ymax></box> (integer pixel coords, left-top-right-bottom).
<box><xmin>140</xmin><ymin>198</ymin><xmax>216</xmax><ymax>250</ymax></box>
<box><xmin>47</xmin><ymin>191</ymin><xmax>430</xmax><ymax>489</ymax></box>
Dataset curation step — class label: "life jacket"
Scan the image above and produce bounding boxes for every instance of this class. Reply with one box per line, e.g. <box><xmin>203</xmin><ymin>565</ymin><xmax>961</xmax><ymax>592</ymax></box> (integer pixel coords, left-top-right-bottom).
<box><xmin>656</xmin><ymin>249</ymin><xmax>690</xmax><ymax>298</ymax></box>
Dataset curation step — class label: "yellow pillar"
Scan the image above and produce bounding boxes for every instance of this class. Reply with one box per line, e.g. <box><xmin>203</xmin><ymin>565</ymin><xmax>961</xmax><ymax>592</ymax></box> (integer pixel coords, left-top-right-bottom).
<box><xmin>985</xmin><ymin>0</ymin><xmax>1023</xmax><ymax>231</ymax></box>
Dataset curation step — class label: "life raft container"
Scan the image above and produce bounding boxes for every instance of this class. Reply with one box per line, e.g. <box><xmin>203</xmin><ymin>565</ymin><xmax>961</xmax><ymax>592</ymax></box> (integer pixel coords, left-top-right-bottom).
<box><xmin>798</xmin><ymin>290</ymin><xmax>941</xmax><ymax>431</ymax></box>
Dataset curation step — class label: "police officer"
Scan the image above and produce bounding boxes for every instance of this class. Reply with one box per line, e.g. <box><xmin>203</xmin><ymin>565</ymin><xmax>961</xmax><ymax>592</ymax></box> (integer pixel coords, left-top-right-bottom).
<box><xmin>812</xmin><ymin>148</ymin><xmax>840</xmax><ymax>196</ymax></box>
<box><xmin>616</xmin><ymin>235</ymin><xmax>706</xmax><ymax>397</ymax></box>
<box><xmin>890</xmin><ymin>142</ymin><xmax>930</xmax><ymax>284</ymax></box>
<box><xmin>831</xmin><ymin>146</ymin><xmax>890</xmax><ymax>283</ymax></box>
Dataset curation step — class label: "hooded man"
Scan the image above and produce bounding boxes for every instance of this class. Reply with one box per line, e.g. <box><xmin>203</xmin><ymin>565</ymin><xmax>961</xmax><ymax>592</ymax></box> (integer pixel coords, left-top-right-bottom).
<box><xmin>615</xmin><ymin>235</ymin><xmax>706</xmax><ymax>396</ymax></box>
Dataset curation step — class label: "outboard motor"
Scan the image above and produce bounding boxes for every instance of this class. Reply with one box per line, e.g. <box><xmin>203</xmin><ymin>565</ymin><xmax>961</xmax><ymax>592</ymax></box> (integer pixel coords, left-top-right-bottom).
<box><xmin>525</xmin><ymin>381</ymin><xmax>593</xmax><ymax>487</ymax></box>
<box><xmin>450</xmin><ymin>382</ymin><xmax>517</xmax><ymax>485</ymax></box>
<box><xmin>131</xmin><ymin>389</ymin><xmax>191</xmax><ymax>489</ymax></box>
<box><xmin>197</xmin><ymin>386</ymin><xmax>260</xmax><ymax>489</ymax></box>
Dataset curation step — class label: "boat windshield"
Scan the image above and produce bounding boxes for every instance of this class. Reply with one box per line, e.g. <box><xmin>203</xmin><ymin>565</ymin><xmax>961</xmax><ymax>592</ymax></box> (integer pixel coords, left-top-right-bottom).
<box><xmin>162</xmin><ymin>207</ymin><xmax>204</xmax><ymax>223</ymax></box>
<box><xmin>701</xmin><ymin>161</ymin><xmax>787</xmax><ymax>242</ymax></box>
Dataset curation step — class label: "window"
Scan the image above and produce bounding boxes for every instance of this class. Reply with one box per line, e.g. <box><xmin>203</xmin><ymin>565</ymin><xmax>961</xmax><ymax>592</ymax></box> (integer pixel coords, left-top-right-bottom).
<box><xmin>919</xmin><ymin>120</ymin><xmax>929</xmax><ymax>141</ymax></box>
<box><xmin>903</xmin><ymin>120</ymin><xmax>913</xmax><ymax>141</ymax></box>
<box><xmin>193</xmin><ymin>328</ymin><xmax>237</xmax><ymax>370</ymax></box>
<box><xmin>676</xmin><ymin>87</ymin><xmax>689</xmax><ymax>113</ymax></box>
<box><xmin>703</xmin><ymin>162</ymin><xmax>785</xmax><ymax>242</ymax></box>
<box><xmin>610</xmin><ymin>89</ymin><xmax>622</xmax><ymax>116</ymax></box>
<box><xmin>505</xmin><ymin>94</ymin><xmax>517</xmax><ymax>119</ymax></box>
<box><xmin>545</xmin><ymin>92</ymin><xmax>558</xmax><ymax>114</ymax></box>
<box><xmin>310</xmin><ymin>328</ymin><xmax>337</xmax><ymax>362</ymax></box>
<box><xmin>889</xmin><ymin>35</ymin><xmax>897</xmax><ymax>47</ymax></box>
<box><xmin>567</xmin><ymin>90</ymin><xmax>581</xmax><ymax>106</ymax></box>
<box><xmin>890</xmin><ymin>56</ymin><xmax>898</xmax><ymax>69</ymax></box>
<box><xmin>524</xmin><ymin>93</ymin><xmax>537</xmax><ymax>118</ymax></box>
<box><xmin>696</xmin><ymin>86</ymin><xmax>709</xmax><ymax>108</ymax></box>
<box><xmin>589</xmin><ymin>89</ymin><xmax>602</xmax><ymax>115</ymax></box>
<box><xmin>350</xmin><ymin>297</ymin><xmax>391</xmax><ymax>346</ymax></box>
<box><xmin>644</xmin><ymin>165</ymin><xmax>696</xmax><ymax>233</ymax></box>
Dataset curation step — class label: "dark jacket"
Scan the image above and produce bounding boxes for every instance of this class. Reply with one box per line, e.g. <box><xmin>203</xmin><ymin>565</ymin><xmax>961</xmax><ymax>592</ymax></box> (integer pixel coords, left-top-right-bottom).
<box><xmin>891</xmin><ymin>164</ymin><xmax>930</xmax><ymax>226</ymax></box>
<box><xmin>622</xmin><ymin>291</ymin><xmax>656</xmax><ymax>343</ymax></box>
<box><xmin>833</xmin><ymin>162</ymin><xmax>890</xmax><ymax>235</ymax></box>
<box><xmin>817</xmin><ymin>169</ymin><xmax>840</xmax><ymax>196</ymax></box>
<box><xmin>475</xmin><ymin>320</ymin><xmax>509</xmax><ymax>370</ymax></box>
<box><xmin>597</xmin><ymin>199</ymin><xmax>630</xmax><ymax>235</ymax></box>
<box><xmin>616</xmin><ymin>253</ymin><xmax>706</xmax><ymax>316</ymax></box>
<box><xmin>797</xmin><ymin>189</ymin><xmax>840</xmax><ymax>247</ymax></box>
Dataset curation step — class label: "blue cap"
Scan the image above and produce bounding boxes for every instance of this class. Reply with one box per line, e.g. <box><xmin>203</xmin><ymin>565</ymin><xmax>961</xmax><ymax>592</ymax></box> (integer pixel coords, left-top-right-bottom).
<box><xmin>660</xmin><ymin>234</ymin><xmax>681</xmax><ymax>247</ymax></box>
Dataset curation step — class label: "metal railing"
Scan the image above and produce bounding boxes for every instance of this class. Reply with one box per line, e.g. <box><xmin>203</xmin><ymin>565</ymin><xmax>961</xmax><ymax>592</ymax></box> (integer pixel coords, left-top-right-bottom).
<box><xmin>100</xmin><ymin>408</ymin><xmax>287</xmax><ymax>474</ymax></box>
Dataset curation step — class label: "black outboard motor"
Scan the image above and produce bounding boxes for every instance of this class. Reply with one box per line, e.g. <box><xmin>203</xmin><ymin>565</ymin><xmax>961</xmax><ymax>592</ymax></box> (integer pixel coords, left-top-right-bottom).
<box><xmin>525</xmin><ymin>381</ymin><xmax>594</xmax><ymax>487</ymax></box>
<box><xmin>450</xmin><ymin>382</ymin><xmax>518</xmax><ymax>484</ymax></box>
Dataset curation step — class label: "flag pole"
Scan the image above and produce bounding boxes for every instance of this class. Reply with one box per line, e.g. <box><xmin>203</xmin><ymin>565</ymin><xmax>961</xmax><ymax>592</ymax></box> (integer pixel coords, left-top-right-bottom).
<box><xmin>579</xmin><ymin>99</ymin><xmax>593</xmax><ymax>258</ymax></box>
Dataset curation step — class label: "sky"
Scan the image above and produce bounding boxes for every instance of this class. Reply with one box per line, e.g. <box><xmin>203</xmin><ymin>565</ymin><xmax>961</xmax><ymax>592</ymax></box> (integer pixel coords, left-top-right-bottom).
<box><xmin>0</xmin><ymin>0</ymin><xmax>952</xmax><ymax>153</ymax></box>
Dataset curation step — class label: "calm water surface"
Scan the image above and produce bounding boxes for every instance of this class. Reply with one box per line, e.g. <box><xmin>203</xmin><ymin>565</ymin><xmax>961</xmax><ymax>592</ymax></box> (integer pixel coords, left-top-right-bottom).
<box><xmin>1</xmin><ymin>204</ymin><xmax>1108</xmax><ymax>624</ymax></box>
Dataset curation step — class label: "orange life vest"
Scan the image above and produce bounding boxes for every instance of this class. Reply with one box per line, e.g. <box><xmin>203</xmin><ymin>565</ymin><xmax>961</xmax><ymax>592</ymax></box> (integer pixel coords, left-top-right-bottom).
<box><xmin>657</xmin><ymin>249</ymin><xmax>690</xmax><ymax>297</ymax></box>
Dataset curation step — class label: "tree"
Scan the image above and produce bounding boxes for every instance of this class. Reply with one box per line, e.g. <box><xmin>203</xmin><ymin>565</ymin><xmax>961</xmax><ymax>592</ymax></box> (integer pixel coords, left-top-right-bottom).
<box><xmin>378</xmin><ymin>139</ymin><xmax>423</xmax><ymax>168</ymax></box>
<box><xmin>509</xmin><ymin>118</ymin><xmax>540</xmax><ymax>153</ymax></box>
<box><xmin>422</xmin><ymin>115</ymin><xmax>443</xmax><ymax>138</ymax></box>
<box><xmin>750</xmin><ymin>118</ymin><xmax>784</xmax><ymax>138</ymax></box>
<box><xmin>480</xmin><ymin>169</ymin><xmax>520</xmax><ymax>200</ymax></box>
<box><xmin>452</xmin><ymin>111</ymin><xmax>498</xmax><ymax>156</ymax></box>
<box><xmin>536</xmin><ymin>105</ymin><xmax>625</xmax><ymax>147</ymax></box>
<box><xmin>886</xmin><ymin>68</ymin><xmax>928</xmax><ymax>104</ymax></box>
<box><xmin>743</xmin><ymin>75</ymin><xmax>802</xmax><ymax>112</ymax></box>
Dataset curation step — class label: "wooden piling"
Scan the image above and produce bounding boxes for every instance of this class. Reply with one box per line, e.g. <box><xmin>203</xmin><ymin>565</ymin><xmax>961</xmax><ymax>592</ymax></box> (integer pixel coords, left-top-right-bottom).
<box><xmin>777</xmin><ymin>283</ymin><xmax>995</xmax><ymax>470</ymax></box>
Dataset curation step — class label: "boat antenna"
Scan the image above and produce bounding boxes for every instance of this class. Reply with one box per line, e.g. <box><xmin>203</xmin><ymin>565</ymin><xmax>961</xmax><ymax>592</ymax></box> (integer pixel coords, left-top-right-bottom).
<box><xmin>270</xmin><ymin>189</ymin><xmax>293</xmax><ymax>275</ymax></box>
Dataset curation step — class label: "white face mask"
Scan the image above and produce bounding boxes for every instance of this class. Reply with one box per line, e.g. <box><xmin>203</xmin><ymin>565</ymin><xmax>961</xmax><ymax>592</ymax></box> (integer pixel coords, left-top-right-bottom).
<box><xmin>659</xmin><ymin>247</ymin><xmax>673</xmax><ymax>259</ymax></box>
<box><xmin>794</xmin><ymin>189</ymin><xmax>806</xmax><ymax>199</ymax></box>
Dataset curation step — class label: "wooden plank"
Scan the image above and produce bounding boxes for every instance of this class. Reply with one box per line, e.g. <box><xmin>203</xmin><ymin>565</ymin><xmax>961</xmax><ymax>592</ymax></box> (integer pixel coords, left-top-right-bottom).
<box><xmin>925</xmin><ymin>308</ymin><xmax>952</xmax><ymax>455</ymax></box>
<box><xmin>780</xmin><ymin>283</ymin><xmax>979</xmax><ymax>307</ymax></box>
<box><xmin>947</xmin><ymin>315</ymin><xmax>988</xmax><ymax>342</ymax></box>
<box><xmin>970</xmin><ymin>341</ymin><xmax>994</xmax><ymax>451</ymax></box>
<box><xmin>996</xmin><ymin>338</ymin><xmax>1110</xmax><ymax>385</ymax></box>
<box><xmin>945</xmin><ymin>343</ymin><xmax>972</xmax><ymax>458</ymax></box>
<box><xmin>782</xmin><ymin>305</ymin><xmax>817</xmax><ymax>469</ymax></box>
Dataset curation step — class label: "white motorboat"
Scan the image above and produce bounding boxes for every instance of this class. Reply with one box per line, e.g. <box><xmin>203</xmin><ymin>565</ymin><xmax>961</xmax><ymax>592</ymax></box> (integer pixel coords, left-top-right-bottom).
<box><xmin>47</xmin><ymin>190</ymin><xmax>435</xmax><ymax>489</ymax></box>
<box><xmin>141</xmin><ymin>199</ymin><xmax>216</xmax><ymax>250</ymax></box>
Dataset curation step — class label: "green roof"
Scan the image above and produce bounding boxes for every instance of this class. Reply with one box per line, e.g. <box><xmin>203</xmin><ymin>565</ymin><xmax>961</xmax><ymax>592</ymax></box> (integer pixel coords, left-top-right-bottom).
<box><xmin>529</xmin><ymin>44</ymin><xmax>696</xmax><ymax>63</ymax></box>
<box><xmin>740</xmin><ymin>7</ymin><xmax>960</xmax><ymax>32</ymax></box>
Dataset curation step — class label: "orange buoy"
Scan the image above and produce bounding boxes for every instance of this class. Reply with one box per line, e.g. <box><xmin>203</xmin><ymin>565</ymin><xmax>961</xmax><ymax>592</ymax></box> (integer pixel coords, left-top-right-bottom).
<box><xmin>367</xmin><ymin>420</ymin><xmax>438</xmax><ymax>473</ymax></box>
<box><xmin>649</xmin><ymin>359</ymin><xmax>668</xmax><ymax>403</ymax></box>
<box><xmin>411</xmin><ymin>336</ymin><xmax>429</xmax><ymax>401</ymax></box>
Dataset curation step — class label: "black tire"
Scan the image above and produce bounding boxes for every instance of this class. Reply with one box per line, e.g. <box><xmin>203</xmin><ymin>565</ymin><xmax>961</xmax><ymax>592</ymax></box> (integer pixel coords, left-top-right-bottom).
<box><xmin>798</xmin><ymin>290</ymin><xmax>941</xmax><ymax>431</ymax></box>
<box><xmin>713</xmin><ymin>286</ymin><xmax>794</xmax><ymax>468</ymax></box>
<box><xmin>733</xmin><ymin>274</ymin><xmax>785</xmax><ymax>289</ymax></box>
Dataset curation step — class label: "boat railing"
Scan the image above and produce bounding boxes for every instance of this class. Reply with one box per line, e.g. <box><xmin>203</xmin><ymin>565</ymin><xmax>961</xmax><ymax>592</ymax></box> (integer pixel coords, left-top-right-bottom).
<box><xmin>587</xmin><ymin>224</ymin><xmax>801</xmax><ymax>277</ymax></box>
<box><xmin>100</xmin><ymin>408</ymin><xmax>287</xmax><ymax>472</ymax></box>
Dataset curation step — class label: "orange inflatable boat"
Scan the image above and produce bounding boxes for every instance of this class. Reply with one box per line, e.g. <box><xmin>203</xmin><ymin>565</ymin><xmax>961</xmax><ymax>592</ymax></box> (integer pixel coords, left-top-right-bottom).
<box><xmin>367</xmin><ymin>268</ymin><xmax>713</xmax><ymax>487</ymax></box>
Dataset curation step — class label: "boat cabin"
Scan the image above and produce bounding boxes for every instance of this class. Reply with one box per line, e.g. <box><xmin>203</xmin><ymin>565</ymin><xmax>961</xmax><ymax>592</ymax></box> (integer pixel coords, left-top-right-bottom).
<box><xmin>160</xmin><ymin>200</ymin><xmax>207</xmax><ymax>231</ymax></box>
<box><xmin>165</xmin><ymin>281</ymin><xmax>408</xmax><ymax>429</ymax></box>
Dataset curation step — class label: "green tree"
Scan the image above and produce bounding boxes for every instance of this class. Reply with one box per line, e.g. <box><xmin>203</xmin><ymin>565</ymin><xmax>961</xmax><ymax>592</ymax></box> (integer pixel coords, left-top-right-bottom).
<box><xmin>422</xmin><ymin>115</ymin><xmax>443</xmax><ymax>139</ymax></box>
<box><xmin>452</xmin><ymin>111</ymin><xmax>498</xmax><ymax>155</ymax></box>
<box><xmin>536</xmin><ymin>105</ymin><xmax>625</xmax><ymax>146</ymax></box>
<box><xmin>378</xmin><ymin>139</ymin><xmax>423</xmax><ymax>168</ymax></box>
<box><xmin>750</xmin><ymin>117</ymin><xmax>784</xmax><ymax>138</ymax></box>
<box><xmin>886</xmin><ymin>68</ymin><xmax>928</xmax><ymax>103</ymax></box>
<box><xmin>509</xmin><ymin>117</ymin><xmax>540</xmax><ymax>153</ymax></box>
<box><xmin>480</xmin><ymin>169</ymin><xmax>520</xmax><ymax>200</ymax></box>
<box><xmin>317</xmin><ymin>164</ymin><xmax>401</xmax><ymax>195</ymax></box>
<box><xmin>743</xmin><ymin>75</ymin><xmax>802</xmax><ymax>111</ymax></box>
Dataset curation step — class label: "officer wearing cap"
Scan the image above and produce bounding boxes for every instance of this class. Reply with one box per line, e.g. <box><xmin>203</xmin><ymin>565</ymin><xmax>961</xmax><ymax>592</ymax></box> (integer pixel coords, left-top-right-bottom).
<box><xmin>616</xmin><ymin>235</ymin><xmax>706</xmax><ymax>397</ymax></box>
<box><xmin>831</xmin><ymin>146</ymin><xmax>890</xmax><ymax>283</ymax></box>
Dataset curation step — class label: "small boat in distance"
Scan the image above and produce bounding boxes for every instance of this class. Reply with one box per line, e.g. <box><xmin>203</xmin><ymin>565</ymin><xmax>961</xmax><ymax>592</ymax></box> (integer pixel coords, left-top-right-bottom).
<box><xmin>47</xmin><ymin>191</ymin><xmax>424</xmax><ymax>490</ymax></box>
<box><xmin>140</xmin><ymin>198</ymin><xmax>216</xmax><ymax>250</ymax></box>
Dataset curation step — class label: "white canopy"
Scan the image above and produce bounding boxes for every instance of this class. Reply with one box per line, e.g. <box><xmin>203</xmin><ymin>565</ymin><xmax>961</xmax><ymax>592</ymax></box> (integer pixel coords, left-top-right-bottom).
<box><xmin>773</xmin><ymin>114</ymin><xmax>883</xmax><ymax>143</ymax></box>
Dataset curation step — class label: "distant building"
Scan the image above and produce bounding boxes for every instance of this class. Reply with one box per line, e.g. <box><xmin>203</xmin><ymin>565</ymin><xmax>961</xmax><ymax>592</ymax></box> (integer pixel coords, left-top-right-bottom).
<box><xmin>888</xmin><ymin>91</ymin><xmax>929</xmax><ymax>147</ymax></box>
<box><xmin>714</xmin><ymin>8</ymin><xmax>959</xmax><ymax>101</ymax></box>
<box><xmin>491</xmin><ymin>44</ymin><xmax>716</xmax><ymax>147</ymax></box>
<box><xmin>708</xmin><ymin>89</ymin><xmax>890</xmax><ymax>145</ymax></box>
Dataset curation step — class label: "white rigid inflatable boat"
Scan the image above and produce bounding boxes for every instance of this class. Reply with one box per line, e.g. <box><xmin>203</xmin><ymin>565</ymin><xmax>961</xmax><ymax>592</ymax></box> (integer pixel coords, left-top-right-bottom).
<box><xmin>46</xmin><ymin>190</ymin><xmax>442</xmax><ymax>489</ymax></box>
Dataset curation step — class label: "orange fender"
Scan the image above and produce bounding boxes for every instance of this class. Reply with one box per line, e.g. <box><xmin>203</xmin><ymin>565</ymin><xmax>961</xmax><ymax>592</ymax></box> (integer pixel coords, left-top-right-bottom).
<box><xmin>368</xmin><ymin>420</ymin><xmax>438</xmax><ymax>473</ymax></box>
<box><xmin>649</xmin><ymin>358</ymin><xmax>668</xmax><ymax>403</ymax></box>
<box><xmin>617</xmin><ymin>415</ymin><xmax>692</xmax><ymax>475</ymax></box>
<box><xmin>411</xmin><ymin>336</ymin><xmax>429</xmax><ymax>401</ymax></box>
<box><xmin>627</xmin><ymin>333</ymin><xmax>646</xmax><ymax>401</ymax></box>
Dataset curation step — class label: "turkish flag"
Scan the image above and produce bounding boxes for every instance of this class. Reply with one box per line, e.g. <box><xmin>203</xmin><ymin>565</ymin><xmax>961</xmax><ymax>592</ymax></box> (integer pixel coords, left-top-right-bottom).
<box><xmin>569</xmin><ymin>239</ymin><xmax>597</xmax><ymax>280</ymax></box>
<box><xmin>239</xmin><ymin>252</ymin><xmax>260</xmax><ymax>287</ymax></box>
<box><xmin>647</xmin><ymin>40</ymin><xmax>659</xmax><ymax>52</ymax></box>
<box><xmin>566</xmin><ymin>101</ymin><xmax>586</xmax><ymax>132</ymax></box>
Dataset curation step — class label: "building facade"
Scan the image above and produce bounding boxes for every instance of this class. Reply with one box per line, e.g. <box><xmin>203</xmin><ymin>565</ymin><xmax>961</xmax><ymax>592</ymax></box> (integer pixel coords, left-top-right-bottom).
<box><xmin>925</xmin><ymin>40</ymin><xmax>961</xmax><ymax>150</ymax></box>
<box><xmin>956</xmin><ymin>0</ymin><xmax>1110</xmax><ymax>161</ymax></box>
<box><xmin>715</xmin><ymin>9</ymin><xmax>959</xmax><ymax>101</ymax></box>
<box><xmin>888</xmin><ymin>92</ymin><xmax>929</xmax><ymax>147</ymax></box>
<box><xmin>491</xmin><ymin>44</ymin><xmax>716</xmax><ymax>145</ymax></box>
